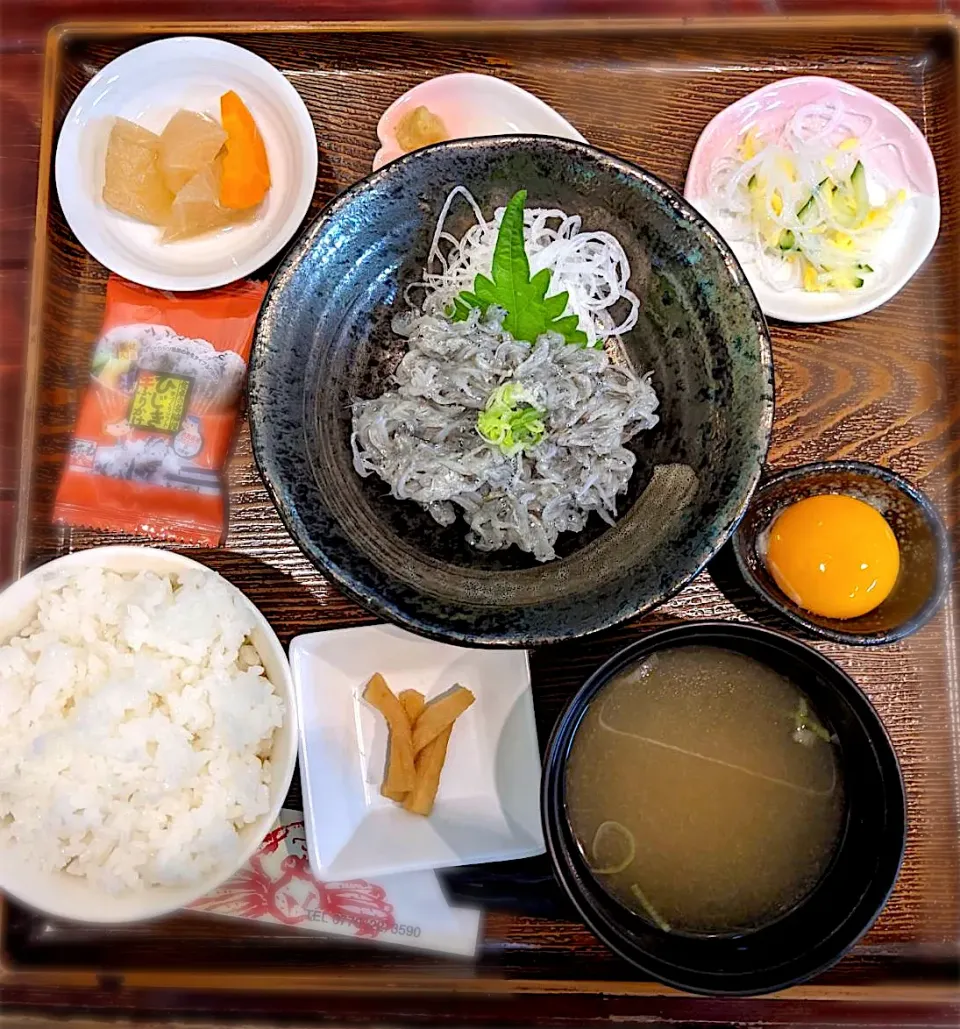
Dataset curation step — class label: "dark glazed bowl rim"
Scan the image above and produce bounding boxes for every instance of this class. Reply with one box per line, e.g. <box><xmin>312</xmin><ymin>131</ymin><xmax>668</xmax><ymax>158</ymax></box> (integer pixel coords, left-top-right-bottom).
<box><xmin>540</xmin><ymin>620</ymin><xmax>907</xmax><ymax>996</ymax></box>
<box><xmin>248</xmin><ymin>134</ymin><xmax>774</xmax><ymax>646</ymax></box>
<box><xmin>731</xmin><ymin>460</ymin><xmax>950</xmax><ymax>646</ymax></box>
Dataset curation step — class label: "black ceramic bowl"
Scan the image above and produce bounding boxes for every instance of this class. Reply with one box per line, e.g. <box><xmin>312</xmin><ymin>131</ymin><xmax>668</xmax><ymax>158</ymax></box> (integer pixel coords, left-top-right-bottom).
<box><xmin>542</xmin><ymin>621</ymin><xmax>906</xmax><ymax>997</ymax></box>
<box><xmin>732</xmin><ymin>461</ymin><xmax>950</xmax><ymax>646</ymax></box>
<box><xmin>250</xmin><ymin>136</ymin><xmax>773</xmax><ymax>646</ymax></box>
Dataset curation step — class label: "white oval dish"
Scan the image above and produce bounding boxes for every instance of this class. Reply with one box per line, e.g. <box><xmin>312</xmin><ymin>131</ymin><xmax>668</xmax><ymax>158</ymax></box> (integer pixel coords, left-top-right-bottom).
<box><xmin>0</xmin><ymin>546</ymin><xmax>297</xmax><ymax>924</ymax></box>
<box><xmin>373</xmin><ymin>73</ymin><xmax>586</xmax><ymax>171</ymax></box>
<box><xmin>55</xmin><ymin>37</ymin><xmax>318</xmax><ymax>292</ymax></box>
<box><xmin>684</xmin><ymin>76</ymin><xmax>940</xmax><ymax>323</ymax></box>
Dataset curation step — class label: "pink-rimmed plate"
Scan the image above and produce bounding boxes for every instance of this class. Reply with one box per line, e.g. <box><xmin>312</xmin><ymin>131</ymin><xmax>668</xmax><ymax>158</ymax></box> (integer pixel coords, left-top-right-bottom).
<box><xmin>372</xmin><ymin>73</ymin><xmax>586</xmax><ymax>172</ymax></box>
<box><xmin>684</xmin><ymin>76</ymin><xmax>940</xmax><ymax>324</ymax></box>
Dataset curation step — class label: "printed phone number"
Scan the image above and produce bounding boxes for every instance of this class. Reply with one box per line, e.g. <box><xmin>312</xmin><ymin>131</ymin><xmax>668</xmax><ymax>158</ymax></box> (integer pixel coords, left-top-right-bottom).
<box><xmin>307</xmin><ymin>912</ymin><xmax>422</xmax><ymax>937</ymax></box>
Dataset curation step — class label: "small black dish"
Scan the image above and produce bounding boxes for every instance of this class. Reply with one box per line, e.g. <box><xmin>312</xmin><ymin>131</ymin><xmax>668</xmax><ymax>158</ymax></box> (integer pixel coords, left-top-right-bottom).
<box><xmin>541</xmin><ymin>621</ymin><xmax>907</xmax><ymax>997</ymax></box>
<box><xmin>732</xmin><ymin>461</ymin><xmax>950</xmax><ymax>646</ymax></box>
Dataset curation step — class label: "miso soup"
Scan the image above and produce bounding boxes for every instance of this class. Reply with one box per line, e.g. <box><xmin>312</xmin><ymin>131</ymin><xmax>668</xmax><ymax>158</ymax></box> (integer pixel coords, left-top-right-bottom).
<box><xmin>565</xmin><ymin>646</ymin><xmax>845</xmax><ymax>934</ymax></box>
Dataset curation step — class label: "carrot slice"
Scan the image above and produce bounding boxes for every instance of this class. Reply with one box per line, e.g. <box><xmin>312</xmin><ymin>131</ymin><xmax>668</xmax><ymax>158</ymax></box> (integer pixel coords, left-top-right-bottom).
<box><xmin>219</xmin><ymin>90</ymin><xmax>271</xmax><ymax>210</ymax></box>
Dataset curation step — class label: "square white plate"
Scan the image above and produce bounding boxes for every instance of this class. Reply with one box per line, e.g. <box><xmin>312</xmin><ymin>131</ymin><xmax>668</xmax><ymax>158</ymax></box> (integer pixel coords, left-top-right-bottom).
<box><xmin>290</xmin><ymin>624</ymin><xmax>544</xmax><ymax>880</ymax></box>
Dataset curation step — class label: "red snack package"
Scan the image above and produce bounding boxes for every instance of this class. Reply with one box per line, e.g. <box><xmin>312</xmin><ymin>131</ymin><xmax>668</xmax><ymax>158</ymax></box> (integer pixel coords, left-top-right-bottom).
<box><xmin>54</xmin><ymin>275</ymin><xmax>267</xmax><ymax>546</ymax></box>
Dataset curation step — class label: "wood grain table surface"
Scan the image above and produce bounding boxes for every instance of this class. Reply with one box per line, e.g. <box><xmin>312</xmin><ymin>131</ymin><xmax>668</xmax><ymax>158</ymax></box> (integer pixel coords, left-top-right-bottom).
<box><xmin>1</xmin><ymin>3</ymin><xmax>959</xmax><ymax>1027</ymax></box>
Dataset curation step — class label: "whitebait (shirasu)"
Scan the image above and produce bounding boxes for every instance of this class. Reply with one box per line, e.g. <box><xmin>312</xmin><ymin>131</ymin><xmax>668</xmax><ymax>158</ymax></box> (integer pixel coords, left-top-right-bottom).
<box><xmin>351</xmin><ymin>308</ymin><xmax>658</xmax><ymax>562</ymax></box>
<box><xmin>351</xmin><ymin>189</ymin><xmax>658</xmax><ymax>562</ymax></box>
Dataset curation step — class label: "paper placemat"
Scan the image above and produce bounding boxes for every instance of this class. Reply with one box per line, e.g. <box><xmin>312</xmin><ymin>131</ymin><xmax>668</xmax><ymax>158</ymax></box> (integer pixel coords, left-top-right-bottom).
<box><xmin>189</xmin><ymin>809</ymin><xmax>482</xmax><ymax>957</ymax></box>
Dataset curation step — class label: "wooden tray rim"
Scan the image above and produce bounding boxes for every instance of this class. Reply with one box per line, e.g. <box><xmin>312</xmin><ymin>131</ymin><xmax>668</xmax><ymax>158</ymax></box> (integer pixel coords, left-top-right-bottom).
<box><xmin>6</xmin><ymin>11</ymin><xmax>960</xmax><ymax>1006</ymax></box>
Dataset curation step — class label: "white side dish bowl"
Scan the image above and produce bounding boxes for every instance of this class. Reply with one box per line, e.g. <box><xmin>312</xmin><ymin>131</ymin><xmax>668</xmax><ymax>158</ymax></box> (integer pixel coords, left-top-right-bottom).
<box><xmin>0</xmin><ymin>546</ymin><xmax>297</xmax><ymax>924</ymax></box>
<box><xmin>685</xmin><ymin>76</ymin><xmax>940</xmax><ymax>323</ymax></box>
<box><xmin>373</xmin><ymin>72</ymin><xmax>586</xmax><ymax>171</ymax></box>
<box><xmin>55</xmin><ymin>36</ymin><xmax>318</xmax><ymax>291</ymax></box>
<box><xmin>291</xmin><ymin>624</ymin><xmax>544</xmax><ymax>880</ymax></box>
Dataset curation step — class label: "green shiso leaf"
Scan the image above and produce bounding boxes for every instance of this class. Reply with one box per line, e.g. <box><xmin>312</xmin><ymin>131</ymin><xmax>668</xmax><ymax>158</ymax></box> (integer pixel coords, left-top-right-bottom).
<box><xmin>454</xmin><ymin>190</ymin><xmax>589</xmax><ymax>347</ymax></box>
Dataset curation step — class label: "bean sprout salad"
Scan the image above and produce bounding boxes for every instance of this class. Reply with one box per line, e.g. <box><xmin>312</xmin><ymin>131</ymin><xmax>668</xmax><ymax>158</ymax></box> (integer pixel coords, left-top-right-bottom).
<box><xmin>707</xmin><ymin>97</ymin><xmax>911</xmax><ymax>293</ymax></box>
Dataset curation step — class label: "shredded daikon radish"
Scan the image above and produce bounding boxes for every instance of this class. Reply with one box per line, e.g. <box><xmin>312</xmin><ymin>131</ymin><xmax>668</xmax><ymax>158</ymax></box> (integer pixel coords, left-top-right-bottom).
<box><xmin>407</xmin><ymin>186</ymin><xmax>640</xmax><ymax>348</ymax></box>
<box><xmin>706</xmin><ymin>97</ymin><xmax>911</xmax><ymax>293</ymax></box>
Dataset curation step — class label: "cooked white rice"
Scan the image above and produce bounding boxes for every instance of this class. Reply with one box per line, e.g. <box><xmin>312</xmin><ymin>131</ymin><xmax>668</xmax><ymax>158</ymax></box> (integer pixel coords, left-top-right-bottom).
<box><xmin>0</xmin><ymin>566</ymin><xmax>284</xmax><ymax>893</ymax></box>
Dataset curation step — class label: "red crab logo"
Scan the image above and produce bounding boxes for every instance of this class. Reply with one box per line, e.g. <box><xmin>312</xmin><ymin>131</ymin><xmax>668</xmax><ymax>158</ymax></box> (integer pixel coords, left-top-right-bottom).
<box><xmin>191</xmin><ymin>820</ymin><xmax>395</xmax><ymax>938</ymax></box>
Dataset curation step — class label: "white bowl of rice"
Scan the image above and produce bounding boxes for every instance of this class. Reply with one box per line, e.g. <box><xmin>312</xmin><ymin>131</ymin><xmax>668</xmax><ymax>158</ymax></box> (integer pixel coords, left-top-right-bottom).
<box><xmin>0</xmin><ymin>546</ymin><xmax>296</xmax><ymax>923</ymax></box>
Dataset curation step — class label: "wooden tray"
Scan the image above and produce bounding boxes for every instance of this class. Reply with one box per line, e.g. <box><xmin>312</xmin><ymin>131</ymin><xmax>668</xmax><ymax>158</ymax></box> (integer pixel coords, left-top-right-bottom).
<box><xmin>4</xmin><ymin>14</ymin><xmax>959</xmax><ymax>1024</ymax></box>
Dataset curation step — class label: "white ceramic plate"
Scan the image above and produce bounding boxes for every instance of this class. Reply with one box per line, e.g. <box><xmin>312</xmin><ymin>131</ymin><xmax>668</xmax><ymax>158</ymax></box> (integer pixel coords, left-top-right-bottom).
<box><xmin>0</xmin><ymin>546</ymin><xmax>297</xmax><ymax>923</ymax></box>
<box><xmin>55</xmin><ymin>37</ymin><xmax>317</xmax><ymax>291</ymax></box>
<box><xmin>291</xmin><ymin>624</ymin><xmax>544</xmax><ymax>880</ymax></box>
<box><xmin>373</xmin><ymin>72</ymin><xmax>586</xmax><ymax>171</ymax></box>
<box><xmin>685</xmin><ymin>76</ymin><xmax>940</xmax><ymax>323</ymax></box>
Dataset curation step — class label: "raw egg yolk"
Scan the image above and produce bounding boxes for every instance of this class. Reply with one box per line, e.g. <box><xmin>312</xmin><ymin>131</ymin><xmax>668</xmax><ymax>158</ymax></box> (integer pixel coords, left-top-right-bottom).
<box><xmin>765</xmin><ymin>494</ymin><xmax>900</xmax><ymax>620</ymax></box>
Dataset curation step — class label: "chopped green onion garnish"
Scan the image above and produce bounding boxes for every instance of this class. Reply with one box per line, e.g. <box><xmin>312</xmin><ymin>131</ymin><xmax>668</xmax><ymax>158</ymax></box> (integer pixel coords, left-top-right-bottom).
<box><xmin>477</xmin><ymin>382</ymin><xmax>546</xmax><ymax>458</ymax></box>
